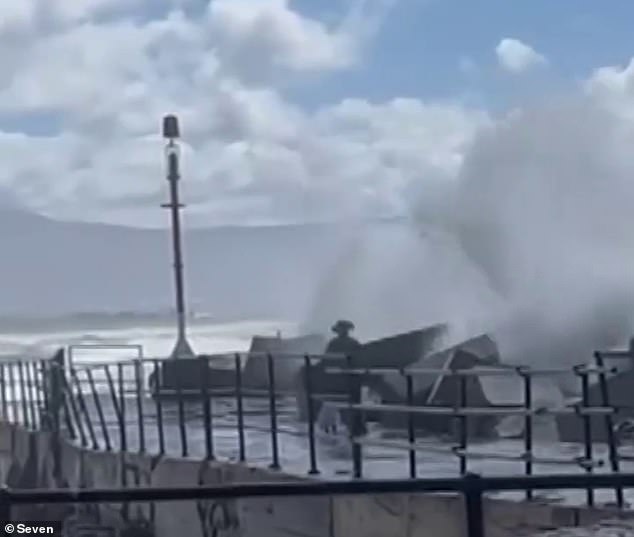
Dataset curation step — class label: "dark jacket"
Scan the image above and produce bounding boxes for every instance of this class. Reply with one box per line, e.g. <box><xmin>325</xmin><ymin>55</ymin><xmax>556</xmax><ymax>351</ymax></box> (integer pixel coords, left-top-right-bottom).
<box><xmin>326</xmin><ymin>335</ymin><xmax>360</xmax><ymax>352</ymax></box>
<box><xmin>324</xmin><ymin>335</ymin><xmax>361</xmax><ymax>366</ymax></box>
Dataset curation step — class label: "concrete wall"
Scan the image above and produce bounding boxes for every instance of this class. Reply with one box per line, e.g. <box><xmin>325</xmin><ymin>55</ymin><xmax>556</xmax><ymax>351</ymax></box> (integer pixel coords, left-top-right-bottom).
<box><xmin>0</xmin><ymin>421</ymin><xmax>631</xmax><ymax>537</ymax></box>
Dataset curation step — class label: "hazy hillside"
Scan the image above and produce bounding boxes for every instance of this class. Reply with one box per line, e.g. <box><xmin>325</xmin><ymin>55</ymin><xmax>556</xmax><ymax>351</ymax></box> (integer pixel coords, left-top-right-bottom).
<box><xmin>0</xmin><ymin>206</ymin><xmax>358</xmax><ymax>321</ymax></box>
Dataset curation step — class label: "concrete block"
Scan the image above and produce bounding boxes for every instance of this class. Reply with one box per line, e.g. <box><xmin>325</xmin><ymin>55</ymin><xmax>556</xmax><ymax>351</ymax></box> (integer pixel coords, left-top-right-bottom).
<box><xmin>0</xmin><ymin>422</ymin><xmax>13</xmax><ymax>455</ymax></box>
<box><xmin>35</xmin><ymin>431</ymin><xmax>56</xmax><ymax>488</ymax></box>
<box><xmin>151</xmin><ymin>458</ymin><xmax>208</xmax><ymax>537</ymax></box>
<box><xmin>13</xmin><ymin>428</ymin><xmax>32</xmax><ymax>468</ymax></box>
<box><xmin>0</xmin><ymin>423</ymin><xmax>14</xmax><ymax>482</ymax></box>
<box><xmin>407</xmin><ymin>494</ymin><xmax>464</xmax><ymax>537</ymax></box>
<box><xmin>484</xmin><ymin>499</ymin><xmax>580</xmax><ymax>537</ymax></box>
<box><xmin>244</xmin><ymin>334</ymin><xmax>326</xmax><ymax>390</ymax></box>
<box><xmin>59</xmin><ymin>441</ymin><xmax>82</xmax><ymax>488</ymax></box>
<box><xmin>151</xmin><ymin>456</ymin><xmax>201</xmax><ymax>486</ymax></box>
<box><xmin>575</xmin><ymin>506</ymin><xmax>634</xmax><ymax>527</ymax></box>
<box><xmin>333</xmin><ymin>493</ymin><xmax>409</xmax><ymax>537</ymax></box>
<box><xmin>240</xmin><ymin>496</ymin><xmax>332</xmax><ymax>537</ymax></box>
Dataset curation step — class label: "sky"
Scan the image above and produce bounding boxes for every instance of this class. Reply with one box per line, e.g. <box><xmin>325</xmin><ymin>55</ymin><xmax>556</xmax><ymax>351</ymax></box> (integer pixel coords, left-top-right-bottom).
<box><xmin>1</xmin><ymin>0</ymin><xmax>634</xmax><ymax>228</ymax></box>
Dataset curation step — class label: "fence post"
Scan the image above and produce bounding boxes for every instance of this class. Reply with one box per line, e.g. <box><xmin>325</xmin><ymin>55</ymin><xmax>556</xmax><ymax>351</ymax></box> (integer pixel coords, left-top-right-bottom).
<box><xmin>519</xmin><ymin>367</ymin><xmax>533</xmax><ymax>501</ymax></box>
<box><xmin>24</xmin><ymin>363</ymin><xmax>37</xmax><ymax>429</ymax></box>
<box><xmin>267</xmin><ymin>353</ymin><xmax>280</xmax><ymax>470</ymax></box>
<box><xmin>7</xmin><ymin>365</ymin><xmax>16</xmax><ymax>424</ymax></box>
<box><xmin>134</xmin><ymin>360</ymin><xmax>146</xmax><ymax>454</ymax></box>
<box><xmin>594</xmin><ymin>351</ymin><xmax>623</xmax><ymax>507</ymax></box>
<box><xmin>86</xmin><ymin>368</ymin><xmax>112</xmax><ymax>451</ymax></box>
<box><xmin>50</xmin><ymin>349</ymin><xmax>65</xmax><ymax>431</ymax></box>
<box><xmin>49</xmin><ymin>350</ymin><xmax>65</xmax><ymax>486</ymax></box>
<box><xmin>175</xmin><ymin>361</ymin><xmax>188</xmax><ymax>458</ymax></box>
<box><xmin>346</xmin><ymin>355</ymin><xmax>363</xmax><ymax>479</ymax></box>
<box><xmin>152</xmin><ymin>360</ymin><xmax>165</xmax><ymax>456</ymax></box>
<box><xmin>234</xmin><ymin>354</ymin><xmax>246</xmax><ymax>462</ymax></box>
<box><xmin>118</xmin><ymin>363</ymin><xmax>128</xmax><ymax>454</ymax></box>
<box><xmin>199</xmin><ymin>355</ymin><xmax>214</xmax><ymax>461</ymax></box>
<box><xmin>577</xmin><ymin>365</ymin><xmax>594</xmax><ymax>507</ymax></box>
<box><xmin>405</xmin><ymin>373</ymin><xmax>416</xmax><ymax>479</ymax></box>
<box><xmin>457</xmin><ymin>373</ymin><xmax>468</xmax><ymax>475</ymax></box>
<box><xmin>304</xmin><ymin>355</ymin><xmax>319</xmax><ymax>475</ymax></box>
<box><xmin>30</xmin><ymin>362</ymin><xmax>42</xmax><ymax>429</ymax></box>
<box><xmin>17</xmin><ymin>362</ymin><xmax>29</xmax><ymax>428</ymax></box>
<box><xmin>71</xmin><ymin>368</ymin><xmax>99</xmax><ymax>450</ymax></box>
<box><xmin>463</xmin><ymin>473</ymin><xmax>485</xmax><ymax>537</ymax></box>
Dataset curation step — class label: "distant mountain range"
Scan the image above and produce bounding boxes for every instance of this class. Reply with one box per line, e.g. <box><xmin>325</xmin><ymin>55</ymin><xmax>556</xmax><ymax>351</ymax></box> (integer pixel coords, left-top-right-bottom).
<box><xmin>0</xmin><ymin>205</ymin><xmax>366</xmax><ymax>323</ymax></box>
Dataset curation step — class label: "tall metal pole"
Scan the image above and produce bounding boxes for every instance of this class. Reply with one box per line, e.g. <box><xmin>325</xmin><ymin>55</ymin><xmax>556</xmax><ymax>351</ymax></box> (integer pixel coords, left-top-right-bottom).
<box><xmin>162</xmin><ymin>115</ymin><xmax>194</xmax><ymax>359</ymax></box>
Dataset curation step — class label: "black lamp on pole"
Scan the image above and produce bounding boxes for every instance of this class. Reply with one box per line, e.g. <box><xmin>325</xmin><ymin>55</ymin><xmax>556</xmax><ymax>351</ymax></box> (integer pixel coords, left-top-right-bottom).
<box><xmin>162</xmin><ymin>115</ymin><xmax>195</xmax><ymax>359</ymax></box>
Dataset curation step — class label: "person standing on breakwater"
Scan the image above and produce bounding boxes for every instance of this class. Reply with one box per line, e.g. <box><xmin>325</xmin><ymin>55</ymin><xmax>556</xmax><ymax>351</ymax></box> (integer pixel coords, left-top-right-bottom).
<box><xmin>296</xmin><ymin>319</ymin><xmax>366</xmax><ymax>429</ymax></box>
<box><xmin>323</xmin><ymin>320</ymin><xmax>361</xmax><ymax>365</ymax></box>
<box><xmin>317</xmin><ymin>320</ymin><xmax>363</xmax><ymax>435</ymax></box>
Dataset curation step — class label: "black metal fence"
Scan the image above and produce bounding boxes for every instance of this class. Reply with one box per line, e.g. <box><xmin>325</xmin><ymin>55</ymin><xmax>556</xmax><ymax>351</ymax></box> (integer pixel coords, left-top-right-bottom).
<box><xmin>2</xmin><ymin>346</ymin><xmax>634</xmax><ymax>509</ymax></box>
<box><xmin>3</xmin><ymin>473</ymin><xmax>634</xmax><ymax>537</ymax></box>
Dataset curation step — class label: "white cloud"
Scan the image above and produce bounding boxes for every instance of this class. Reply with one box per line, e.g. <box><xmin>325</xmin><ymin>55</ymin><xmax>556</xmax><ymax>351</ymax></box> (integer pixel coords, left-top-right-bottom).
<box><xmin>0</xmin><ymin>3</ymin><xmax>36</xmax><ymax>33</ymax></box>
<box><xmin>495</xmin><ymin>38</ymin><xmax>547</xmax><ymax>74</ymax></box>
<box><xmin>49</xmin><ymin>0</ymin><xmax>141</xmax><ymax>23</ymax></box>
<box><xmin>585</xmin><ymin>57</ymin><xmax>634</xmax><ymax>120</ymax></box>
<box><xmin>0</xmin><ymin>0</ymin><xmax>491</xmax><ymax>228</ymax></box>
<box><xmin>207</xmin><ymin>0</ymin><xmax>359</xmax><ymax>76</ymax></box>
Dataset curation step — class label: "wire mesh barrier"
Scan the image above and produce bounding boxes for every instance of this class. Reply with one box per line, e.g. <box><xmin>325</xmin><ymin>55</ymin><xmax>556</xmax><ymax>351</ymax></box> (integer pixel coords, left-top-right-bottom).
<box><xmin>3</xmin><ymin>345</ymin><xmax>634</xmax><ymax>510</ymax></box>
<box><xmin>3</xmin><ymin>473</ymin><xmax>634</xmax><ymax>537</ymax></box>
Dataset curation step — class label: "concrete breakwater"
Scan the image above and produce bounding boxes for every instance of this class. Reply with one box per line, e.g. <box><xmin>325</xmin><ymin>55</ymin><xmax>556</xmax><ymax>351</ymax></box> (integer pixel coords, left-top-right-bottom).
<box><xmin>0</xmin><ymin>420</ymin><xmax>632</xmax><ymax>536</ymax></box>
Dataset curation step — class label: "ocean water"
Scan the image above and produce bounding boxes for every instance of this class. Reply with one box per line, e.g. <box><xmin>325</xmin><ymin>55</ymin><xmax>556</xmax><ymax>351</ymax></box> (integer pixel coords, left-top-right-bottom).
<box><xmin>1</xmin><ymin>317</ymin><xmax>633</xmax><ymax>510</ymax></box>
<box><xmin>0</xmin><ymin>318</ymin><xmax>297</xmax><ymax>360</ymax></box>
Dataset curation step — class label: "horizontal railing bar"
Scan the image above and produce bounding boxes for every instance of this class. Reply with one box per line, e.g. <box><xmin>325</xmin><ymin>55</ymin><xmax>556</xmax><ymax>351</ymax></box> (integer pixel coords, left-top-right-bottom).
<box><xmin>68</xmin><ymin>345</ymin><xmax>143</xmax><ymax>350</ymax></box>
<box><xmin>0</xmin><ymin>358</ymin><xmax>50</xmax><ymax>365</ymax></box>
<box><xmin>354</xmin><ymin>438</ymin><xmax>604</xmax><ymax>467</ymax></box>
<box><xmin>131</xmin><ymin>387</ymin><xmax>297</xmax><ymax>397</ymax></box>
<box><xmin>242</xmin><ymin>423</ymin><xmax>305</xmax><ymax>438</ymax></box>
<box><xmin>407</xmin><ymin>367</ymin><xmax>575</xmax><ymax>377</ymax></box>
<box><xmin>330</xmin><ymin>402</ymin><xmax>616</xmax><ymax>416</ymax></box>
<box><xmin>61</xmin><ymin>353</ymin><xmax>629</xmax><ymax>375</ymax></box>
<box><xmin>70</xmin><ymin>360</ymin><xmax>147</xmax><ymax>368</ymax></box>
<box><xmin>324</xmin><ymin>366</ymin><xmax>616</xmax><ymax>377</ymax></box>
<box><xmin>7</xmin><ymin>473</ymin><xmax>634</xmax><ymax>504</ymax></box>
<box><xmin>71</xmin><ymin>352</ymin><xmax>350</xmax><ymax>366</ymax></box>
<box><xmin>596</xmin><ymin>351</ymin><xmax>633</xmax><ymax>359</ymax></box>
<box><xmin>452</xmin><ymin>450</ymin><xmax>603</xmax><ymax>468</ymax></box>
<box><xmin>355</xmin><ymin>437</ymin><xmax>455</xmax><ymax>454</ymax></box>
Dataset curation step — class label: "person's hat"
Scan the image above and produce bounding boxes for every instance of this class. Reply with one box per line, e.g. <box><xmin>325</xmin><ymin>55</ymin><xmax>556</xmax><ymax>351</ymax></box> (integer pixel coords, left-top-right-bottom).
<box><xmin>331</xmin><ymin>320</ymin><xmax>355</xmax><ymax>333</ymax></box>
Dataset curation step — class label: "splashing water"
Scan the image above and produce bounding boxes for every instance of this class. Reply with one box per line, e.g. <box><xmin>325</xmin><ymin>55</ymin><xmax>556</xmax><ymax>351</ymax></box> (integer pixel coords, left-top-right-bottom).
<box><xmin>304</xmin><ymin>95</ymin><xmax>634</xmax><ymax>369</ymax></box>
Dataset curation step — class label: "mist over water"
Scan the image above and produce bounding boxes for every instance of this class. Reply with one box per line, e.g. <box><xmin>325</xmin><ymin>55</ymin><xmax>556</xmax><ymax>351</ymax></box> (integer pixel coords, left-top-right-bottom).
<box><xmin>304</xmin><ymin>96</ymin><xmax>634</xmax><ymax>367</ymax></box>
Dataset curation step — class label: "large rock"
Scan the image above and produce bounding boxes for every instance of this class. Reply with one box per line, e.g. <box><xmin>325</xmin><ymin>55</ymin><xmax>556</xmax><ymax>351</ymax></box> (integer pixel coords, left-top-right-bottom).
<box><xmin>150</xmin><ymin>334</ymin><xmax>326</xmax><ymax>397</ymax></box>
<box><xmin>371</xmin><ymin>334</ymin><xmax>501</xmax><ymax>437</ymax></box>
<box><xmin>351</xmin><ymin>324</ymin><xmax>448</xmax><ymax>369</ymax></box>
<box><xmin>152</xmin><ymin>357</ymin><xmax>236</xmax><ymax>397</ymax></box>
<box><xmin>242</xmin><ymin>333</ymin><xmax>327</xmax><ymax>391</ymax></box>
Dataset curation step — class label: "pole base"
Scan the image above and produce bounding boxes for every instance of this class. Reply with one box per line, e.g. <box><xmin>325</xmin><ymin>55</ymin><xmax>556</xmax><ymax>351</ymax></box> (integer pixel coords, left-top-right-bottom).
<box><xmin>170</xmin><ymin>337</ymin><xmax>196</xmax><ymax>359</ymax></box>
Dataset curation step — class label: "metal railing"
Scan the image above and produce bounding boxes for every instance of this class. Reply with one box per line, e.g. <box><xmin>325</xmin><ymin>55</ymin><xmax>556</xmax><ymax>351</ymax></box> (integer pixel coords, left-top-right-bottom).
<box><xmin>2</xmin><ymin>345</ymin><xmax>634</xmax><ymax>510</ymax></box>
<box><xmin>3</xmin><ymin>473</ymin><xmax>634</xmax><ymax>537</ymax></box>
